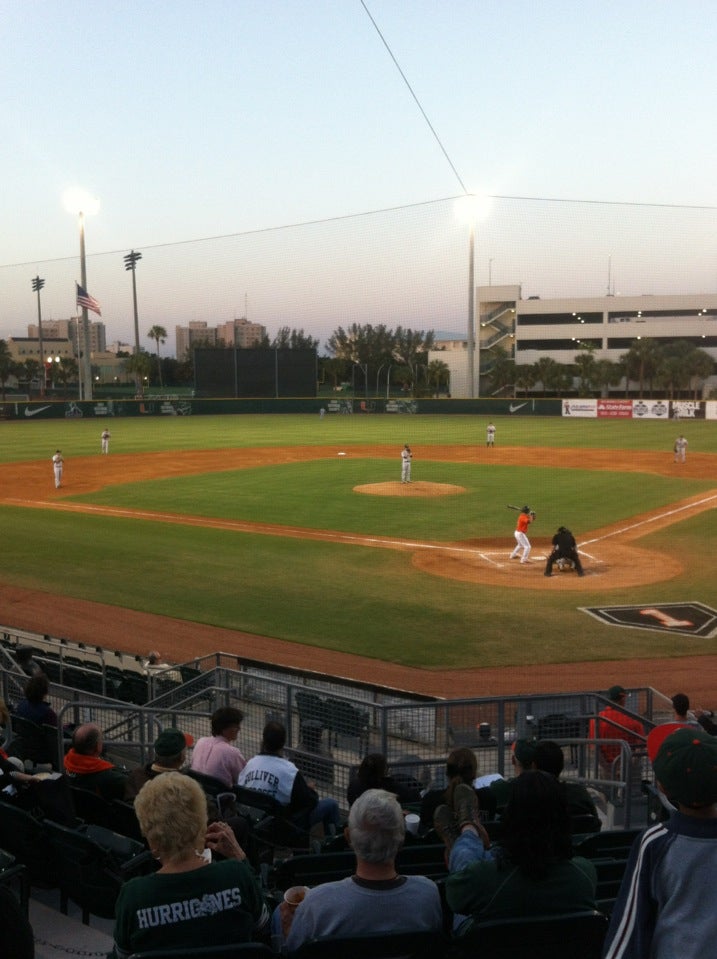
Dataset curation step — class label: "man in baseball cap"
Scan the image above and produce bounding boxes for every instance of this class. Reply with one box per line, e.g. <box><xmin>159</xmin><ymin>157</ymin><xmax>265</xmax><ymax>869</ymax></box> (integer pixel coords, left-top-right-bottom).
<box><xmin>124</xmin><ymin>727</ymin><xmax>194</xmax><ymax>800</ymax></box>
<box><xmin>603</xmin><ymin>726</ymin><xmax>717</xmax><ymax>959</ymax></box>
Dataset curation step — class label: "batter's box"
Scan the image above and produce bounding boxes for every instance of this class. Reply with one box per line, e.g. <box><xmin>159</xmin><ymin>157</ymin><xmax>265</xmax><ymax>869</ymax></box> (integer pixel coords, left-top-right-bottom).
<box><xmin>582</xmin><ymin>601</ymin><xmax>717</xmax><ymax>638</ymax></box>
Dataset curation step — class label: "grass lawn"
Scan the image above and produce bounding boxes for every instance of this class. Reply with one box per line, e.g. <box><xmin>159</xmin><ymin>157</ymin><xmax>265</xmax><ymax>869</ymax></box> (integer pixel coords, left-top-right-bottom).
<box><xmin>0</xmin><ymin>414</ymin><xmax>715</xmax><ymax>669</ymax></box>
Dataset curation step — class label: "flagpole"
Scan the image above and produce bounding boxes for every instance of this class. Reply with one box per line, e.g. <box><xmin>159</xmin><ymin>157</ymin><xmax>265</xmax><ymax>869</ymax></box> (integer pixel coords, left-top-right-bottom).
<box><xmin>79</xmin><ymin>211</ymin><xmax>93</xmax><ymax>402</ymax></box>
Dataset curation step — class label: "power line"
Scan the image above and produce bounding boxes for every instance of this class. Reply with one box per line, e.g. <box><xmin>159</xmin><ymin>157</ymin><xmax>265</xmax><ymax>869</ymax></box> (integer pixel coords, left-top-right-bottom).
<box><xmin>359</xmin><ymin>0</ymin><xmax>469</xmax><ymax>194</ymax></box>
<box><xmin>2</xmin><ymin>192</ymin><xmax>715</xmax><ymax>271</ymax></box>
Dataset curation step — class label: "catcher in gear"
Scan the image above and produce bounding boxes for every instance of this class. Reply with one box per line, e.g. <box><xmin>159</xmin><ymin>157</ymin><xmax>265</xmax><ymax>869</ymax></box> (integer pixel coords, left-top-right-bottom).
<box><xmin>544</xmin><ymin>526</ymin><xmax>585</xmax><ymax>577</ymax></box>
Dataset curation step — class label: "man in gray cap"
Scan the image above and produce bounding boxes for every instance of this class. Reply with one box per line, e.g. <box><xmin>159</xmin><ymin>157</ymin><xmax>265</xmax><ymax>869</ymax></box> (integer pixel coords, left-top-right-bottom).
<box><xmin>125</xmin><ymin>728</ymin><xmax>193</xmax><ymax>800</ymax></box>
<box><xmin>604</xmin><ymin>727</ymin><xmax>717</xmax><ymax>959</ymax></box>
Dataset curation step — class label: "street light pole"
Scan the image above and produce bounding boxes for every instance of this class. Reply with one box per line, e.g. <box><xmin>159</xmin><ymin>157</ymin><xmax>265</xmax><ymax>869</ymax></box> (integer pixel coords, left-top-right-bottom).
<box><xmin>124</xmin><ymin>250</ymin><xmax>143</xmax><ymax>396</ymax></box>
<box><xmin>31</xmin><ymin>276</ymin><xmax>45</xmax><ymax>396</ymax></box>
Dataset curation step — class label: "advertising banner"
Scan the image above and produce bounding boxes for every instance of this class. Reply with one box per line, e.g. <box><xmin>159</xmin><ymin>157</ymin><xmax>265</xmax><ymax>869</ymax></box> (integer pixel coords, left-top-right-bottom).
<box><xmin>671</xmin><ymin>400</ymin><xmax>706</xmax><ymax>420</ymax></box>
<box><xmin>597</xmin><ymin>399</ymin><xmax>633</xmax><ymax>418</ymax></box>
<box><xmin>561</xmin><ymin>399</ymin><xmax>596</xmax><ymax>418</ymax></box>
<box><xmin>631</xmin><ymin>399</ymin><xmax>670</xmax><ymax>419</ymax></box>
<box><xmin>706</xmin><ymin>401</ymin><xmax>717</xmax><ymax>421</ymax></box>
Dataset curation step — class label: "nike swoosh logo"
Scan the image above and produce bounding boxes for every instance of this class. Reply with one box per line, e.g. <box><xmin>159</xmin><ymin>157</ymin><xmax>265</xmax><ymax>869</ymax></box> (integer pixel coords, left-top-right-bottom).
<box><xmin>24</xmin><ymin>405</ymin><xmax>52</xmax><ymax>417</ymax></box>
<box><xmin>509</xmin><ymin>402</ymin><xmax>527</xmax><ymax>413</ymax></box>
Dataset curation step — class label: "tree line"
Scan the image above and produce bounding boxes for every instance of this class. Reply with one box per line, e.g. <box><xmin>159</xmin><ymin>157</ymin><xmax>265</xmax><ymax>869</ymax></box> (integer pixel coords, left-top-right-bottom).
<box><xmin>1</xmin><ymin>324</ymin><xmax>713</xmax><ymax>399</ymax></box>
<box><xmin>486</xmin><ymin>338</ymin><xmax>714</xmax><ymax>400</ymax></box>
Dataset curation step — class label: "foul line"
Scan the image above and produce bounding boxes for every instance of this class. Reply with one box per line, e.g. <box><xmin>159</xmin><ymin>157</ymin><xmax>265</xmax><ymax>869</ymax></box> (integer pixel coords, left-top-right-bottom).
<box><xmin>578</xmin><ymin>493</ymin><xmax>717</xmax><ymax>548</ymax></box>
<box><xmin>4</xmin><ymin>489</ymin><xmax>716</xmax><ymax>563</ymax></box>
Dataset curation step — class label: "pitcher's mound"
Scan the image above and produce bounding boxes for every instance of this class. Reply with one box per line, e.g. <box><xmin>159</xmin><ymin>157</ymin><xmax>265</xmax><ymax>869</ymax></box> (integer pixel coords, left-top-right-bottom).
<box><xmin>354</xmin><ymin>481</ymin><xmax>466</xmax><ymax>497</ymax></box>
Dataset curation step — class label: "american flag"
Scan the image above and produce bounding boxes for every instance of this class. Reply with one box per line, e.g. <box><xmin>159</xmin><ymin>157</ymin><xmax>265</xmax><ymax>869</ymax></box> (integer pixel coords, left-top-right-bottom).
<box><xmin>76</xmin><ymin>282</ymin><xmax>102</xmax><ymax>316</ymax></box>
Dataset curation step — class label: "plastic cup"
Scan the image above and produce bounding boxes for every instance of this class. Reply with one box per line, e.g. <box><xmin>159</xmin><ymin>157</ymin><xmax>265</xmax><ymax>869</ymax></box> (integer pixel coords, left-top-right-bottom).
<box><xmin>284</xmin><ymin>886</ymin><xmax>310</xmax><ymax>907</ymax></box>
<box><xmin>405</xmin><ymin>813</ymin><xmax>420</xmax><ymax>835</ymax></box>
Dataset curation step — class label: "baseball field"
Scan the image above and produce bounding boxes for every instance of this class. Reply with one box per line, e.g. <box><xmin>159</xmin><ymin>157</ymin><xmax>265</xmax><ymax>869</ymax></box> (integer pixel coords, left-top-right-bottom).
<box><xmin>0</xmin><ymin>413</ymin><xmax>715</xmax><ymax>700</ymax></box>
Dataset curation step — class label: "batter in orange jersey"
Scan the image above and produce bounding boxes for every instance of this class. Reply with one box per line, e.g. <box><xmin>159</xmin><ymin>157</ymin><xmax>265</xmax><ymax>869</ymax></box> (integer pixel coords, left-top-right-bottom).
<box><xmin>509</xmin><ymin>505</ymin><xmax>534</xmax><ymax>564</ymax></box>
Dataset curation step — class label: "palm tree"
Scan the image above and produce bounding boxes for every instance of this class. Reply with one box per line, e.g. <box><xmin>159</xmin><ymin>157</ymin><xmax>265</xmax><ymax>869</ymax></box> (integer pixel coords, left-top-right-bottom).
<box><xmin>125</xmin><ymin>351</ymin><xmax>153</xmax><ymax>397</ymax></box>
<box><xmin>55</xmin><ymin>357</ymin><xmax>79</xmax><ymax>397</ymax></box>
<box><xmin>147</xmin><ymin>325</ymin><xmax>167</xmax><ymax>387</ymax></box>
<box><xmin>0</xmin><ymin>339</ymin><xmax>15</xmax><ymax>400</ymax></box>
<box><xmin>426</xmin><ymin>359</ymin><xmax>450</xmax><ymax>397</ymax></box>
<box><xmin>621</xmin><ymin>339</ymin><xmax>662</xmax><ymax>397</ymax></box>
<box><xmin>573</xmin><ymin>346</ymin><xmax>598</xmax><ymax>396</ymax></box>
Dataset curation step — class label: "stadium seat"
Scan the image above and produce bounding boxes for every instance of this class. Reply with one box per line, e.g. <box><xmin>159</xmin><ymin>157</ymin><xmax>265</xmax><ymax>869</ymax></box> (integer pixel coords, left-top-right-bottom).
<box><xmin>452</xmin><ymin>910</ymin><xmax>609</xmax><ymax>959</ymax></box>
<box><xmin>287</xmin><ymin>930</ymin><xmax>449</xmax><ymax>959</ymax></box>
<box><xmin>128</xmin><ymin>945</ymin><xmax>274</xmax><ymax>959</ymax></box>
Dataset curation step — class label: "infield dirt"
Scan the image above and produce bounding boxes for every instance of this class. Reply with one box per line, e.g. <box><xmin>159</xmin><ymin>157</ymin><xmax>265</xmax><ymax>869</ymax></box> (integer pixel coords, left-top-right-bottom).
<box><xmin>1</xmin><ymin>444</ymin><xmax>715</xmax><ymax>700</ymax></box>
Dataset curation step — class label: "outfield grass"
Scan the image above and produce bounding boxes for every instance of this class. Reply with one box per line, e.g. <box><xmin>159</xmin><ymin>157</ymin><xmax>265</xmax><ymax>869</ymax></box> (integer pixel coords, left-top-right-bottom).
<box><xmin>1</xmin><ymin>412</ymin><xmax>716</xmax><ymax>459</ymax></box>
<box><xmin>0</xmin><ymin>414</ymin><xmax>715</xmax><ymax>669</ymax></box>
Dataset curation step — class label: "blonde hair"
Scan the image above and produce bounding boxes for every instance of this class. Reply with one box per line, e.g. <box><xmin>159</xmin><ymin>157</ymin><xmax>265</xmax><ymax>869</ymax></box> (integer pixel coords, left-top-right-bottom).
<box><xmin>134</xmin><ymin>772</ymin><xmax>207</xmax><ymax>861</ymax></box>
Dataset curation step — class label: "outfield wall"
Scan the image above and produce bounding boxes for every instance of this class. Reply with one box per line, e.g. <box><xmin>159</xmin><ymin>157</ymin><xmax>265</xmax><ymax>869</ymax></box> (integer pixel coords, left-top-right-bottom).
<box><xmin>1</xmin><ymin>396</ymin><xmax>716</xmax><ymax>420</ymax></box>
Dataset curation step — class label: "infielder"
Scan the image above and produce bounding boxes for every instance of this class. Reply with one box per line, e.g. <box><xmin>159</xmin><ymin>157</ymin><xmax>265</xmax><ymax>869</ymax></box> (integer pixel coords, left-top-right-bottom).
<box><xmin>674</xmin><ymin>434</ymin><xmax>687</xmax><ymax>463</ymax></box>
<box><xmin>509</xmin><ymin>505</ymin><xmax>534</xmax><ymax>563</ymax></box>
<box><xmin>486</xmin><ymin>422</ymin><xmax>496</xmax><ymax>447</ymax></box>
<box><xmin>101</xmin><ymin>428</ymin><xmax>111</xmax><ymax>454</ymax></box>
<box><xmin>52</xmin><ymin>449</ymin><xmax>63</xmax><ymax>488</ymax></box>
<box><xmin>401</xmin><ymin>444</ymin><xmax>412</xmax><ymax>483</ymax></box>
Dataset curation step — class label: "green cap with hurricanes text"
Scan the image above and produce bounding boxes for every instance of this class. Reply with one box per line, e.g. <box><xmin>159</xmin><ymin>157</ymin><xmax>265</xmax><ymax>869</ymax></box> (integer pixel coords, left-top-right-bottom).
<box><xmin>653</xmin><ymin>727</ymin><xmax>717</xmax><ymax>808</ymax></box>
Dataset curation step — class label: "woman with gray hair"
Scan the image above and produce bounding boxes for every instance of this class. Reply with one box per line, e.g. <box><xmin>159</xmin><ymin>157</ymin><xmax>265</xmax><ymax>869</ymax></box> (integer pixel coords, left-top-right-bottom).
<box><xmin>112</xmin><ymin>772</ymin><xmax>269</xmax><ymax>958</ymax></box>
<box><xmin>284</xmin><ymin>789</ymin><xmax>442</xmax><ymax>951</ymax></box>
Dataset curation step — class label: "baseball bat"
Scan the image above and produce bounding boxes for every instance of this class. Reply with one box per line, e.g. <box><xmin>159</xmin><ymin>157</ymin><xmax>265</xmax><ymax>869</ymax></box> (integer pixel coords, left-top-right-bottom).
<box><xmin>506</xmin><ymin>504</ymin><xmax>522</xmax><ymax>511</ymax></box>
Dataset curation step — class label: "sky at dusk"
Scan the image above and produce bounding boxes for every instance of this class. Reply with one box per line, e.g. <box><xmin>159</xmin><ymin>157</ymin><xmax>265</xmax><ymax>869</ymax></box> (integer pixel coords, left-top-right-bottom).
<box><xmin>2</xmin><ymin>1</ymin><xmax>716</xmax><ymax>356</ymax></box>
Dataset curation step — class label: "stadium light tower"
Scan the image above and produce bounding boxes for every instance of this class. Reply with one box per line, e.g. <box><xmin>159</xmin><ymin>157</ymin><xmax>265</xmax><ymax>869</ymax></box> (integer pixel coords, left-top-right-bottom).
<box><xmin>124</xmin><ymin>250</ymin><xmax>143</xmax><ymax>395</ymax></box>
<box><xmin>31</xmin><ymin>276</ymin><xmax>46</xmax><ymax>396</ymax></box>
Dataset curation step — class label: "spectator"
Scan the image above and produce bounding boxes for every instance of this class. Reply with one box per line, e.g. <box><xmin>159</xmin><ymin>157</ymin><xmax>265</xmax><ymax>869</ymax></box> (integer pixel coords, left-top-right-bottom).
<box><xmin>238</xmin><ymin>720</ymin><xmax>340</xmax><ymax>834</ymax></box>
<box><xmin>63</xmin><ymin>723</ymin><xmax>128</xmax><ymax>800</ymax></box>
<box><xmin>15</xmin><ymin>674</ymin><xmax>58</xmax><ymax>728</ymax></box>
<box><xmin>190</xmin><ymin>706</ymin><xmax>247</xmax><ymax>788</ymax></box>
<box><xmin>588</xmin><ymin>685</ymin><xmax>645</xmax><ymax>770</ymax></box>
<box><xmin>124</xmin><ymin>727</ymin><xmax>194</xmax><ymax>801</ymax></box>
<box><xmin>347</xmin><ymin>753</ymin><xmax>422</xmax><ymax>807</ymax></box>
<box><xmin>604</xmin><ymin>727</ymin><xmax>717</xmax><ymax>959</ymax></box>
<box><xmin>112</xmin><ymin>772</ymin><xmax>269</xmax><ymax>958</ymax></box>
<box><xmin>420</xmin><ymin>747</ymin><xmax>497</xmax><ymax>829</ymax></box>
<box><xmin>14</xmin><ymin>647</ymin><xmax>42</xmax><ymax>677</ymax></box>
<box><xmin>443</xmin><ymin>771</ymin><xmax>597</xmax><ymax>932</ymax></box>
<box><xmin>284</xmin><ymin>789</ymin><xmax>442</xmax><ymax>952</ymax></box>
<box><xmin>1</xmin><ymin>701</ymin><xmax>44</xmax><ymax>794</ymax></box>
<box><xmin>693</xmin><ymin>707</ymin><xmax>717</xmax><ymax>736</ymax></box>
<box><xmin>488</xmin><ymin>739</ymin><xmax>537</xmax><ymax>812</ymax></box>
<box><xmin>533</xmin><ymin>740</ymin><xmax>602</xmax><ymax>830</ymax></box>
<box><xmin>143</xmin><ymin>650</ymin><xmax>182</xmax><ymax>683</ymax></box>
<box><xmin>671</xmin><ymin>692</ymin><xmax>702</xmax><ymax>727</ymax></box>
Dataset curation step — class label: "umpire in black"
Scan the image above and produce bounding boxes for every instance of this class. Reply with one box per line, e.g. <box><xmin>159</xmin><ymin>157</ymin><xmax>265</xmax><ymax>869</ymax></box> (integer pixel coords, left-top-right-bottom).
<box><xmin>544</xmin><ymin>526</ymin><xmax>585</xmax><ymax>577</ymax></box>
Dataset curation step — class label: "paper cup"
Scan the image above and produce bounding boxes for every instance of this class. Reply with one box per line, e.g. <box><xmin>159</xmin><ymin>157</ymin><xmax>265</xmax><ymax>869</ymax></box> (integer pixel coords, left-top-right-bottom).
<box><xmin>284</xmin><ymin>885</ymin><xmax>310</xmax><ymax>907</ymax></box>
<box><xmin>405</xmin><ymin>813</ymin><xmax>420</xmax><ymax>835</ymax></box>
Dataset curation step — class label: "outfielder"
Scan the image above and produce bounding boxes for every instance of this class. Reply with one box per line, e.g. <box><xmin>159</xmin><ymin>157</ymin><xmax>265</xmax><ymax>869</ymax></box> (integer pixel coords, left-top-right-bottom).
<box><xmin>674</xmin><ymin>434</ymin><xmax>687</xmax><ymax>463</ymax></box>
<box><xmin>52</xmin><ymin>449</ymin><xmax>63</xmax><ymax>488</ymax></box>
<box><xmin>401</xmin><ymin>444</ymin><xmax>412</xmax><ymax>483</ymax></box>
<box><xmin>509</xmin><ymin>505</ymin><xmax>534</xmax><ymax>563</ymax></box>
<box><xmin>101</xmin><ymin>428</ymin><xmax>111</xmax><ymax>454</ymax></box>
<box><xmin>544</xmin><ymin>526</ymin><xmax>584</xmax><ymax>577</ymax></box>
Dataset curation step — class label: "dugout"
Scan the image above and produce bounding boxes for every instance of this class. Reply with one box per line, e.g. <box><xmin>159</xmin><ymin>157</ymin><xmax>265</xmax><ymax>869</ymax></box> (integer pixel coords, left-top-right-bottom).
<box><xmin>194</xmin><ymin>347</ymin><xmax>317</xmax><ymax>398</ymax></box>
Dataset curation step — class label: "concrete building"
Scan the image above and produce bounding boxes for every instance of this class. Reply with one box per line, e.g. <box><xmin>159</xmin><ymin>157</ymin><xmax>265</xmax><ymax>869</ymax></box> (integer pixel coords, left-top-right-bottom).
<box><xmin>216</xmin><ymin>317</ymin><xmax>266</xmax><ymax>348</ymax></box>
<box><xmin>28</xmin><ymin>318</ymin><xmax>106</xmax><ymax>354</ymax></box>
<box><xmin>176</xmin><ymin>317</ymin><xmax>267</xmax><ymax>358</ymax></box>
<box><xmin>431</xmin><ymin>286</ymin><xmax>717</xmax><ymax>397</ymax></box>
<box><xmin>175</xmin><ymin>321</ymin><xmax>217</xmax><ymax>360</ymax></box>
